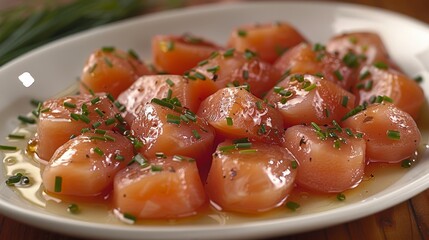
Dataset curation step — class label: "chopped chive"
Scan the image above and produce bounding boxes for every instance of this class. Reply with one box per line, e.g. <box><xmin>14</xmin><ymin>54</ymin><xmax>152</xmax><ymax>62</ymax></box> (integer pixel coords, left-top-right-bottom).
<box><xmin>104</xmin><ymin>57</ymin><xmax>113</xmax><ymax>68</ymax></box>
<box><xmin>359</xmin><ymin>70</ymin><xmax>370</xmax><ymax>80</ymax></box>
<box><xmin>345</xmin><ymin>128</ymin><xmax>353</xmax><ymax>136</ymax></box>
<box><xmin>30</xmin><ymin>99</ymin><xmax>42</xmax><ymax>107</ymax></box>
<box><xmin>373</xmin><ymin>61</ymin><xmax>388</xmax><ymax>70</ymax></box>
<box><xmin>128</xmin><ymin>49</ymin><xmax>139</xmax><ymax>60</ymax></box>
<box><xmin>414</xmin><ymin>75</ymin><xmax>423</xmax><ymax>83</ymax></box>
<box><xmin>166</xmin><ymin>78</ymin><xmax>175</xmax><ymax>87</ymax></box>
<box><xmin>206</xmin><ymin>65</ymin><xmax>220</xmax><ymax>73</ymax></box>
<box><xmin>54</xmin><ymin>176</ymin><xmax>62</xmax><ymax>192</ymax></box>
<box><xmin>387</xmin><ymin>130</ymin><xmax>400</xmax><ymax>140</ymax></box>
<box><xmin>334</xmin><ymin>70</ymin><xmax>343</xmax><ymax>81</ymax></box>
<box><xmin>237</xmin><ymin>29</ymin><xmax>247</xmax><ymax>37</ymax></box>
<box><xmin>303</xmin><ymin>83</ymin><xmax>316</xmax><ymax>91</ymax></box>
<box><xmin>235</xmin><ymin>142</ymin><xmax>252</xmax><ymax>149</ymax></box>
<box><xmin>18</xmin><ymin>115</ymin><xmax>36</xmax><ymax>124</ymax></box>
<box><xmin>244</xmin><ymin>49</ymin><xmax>257</xmax><ymax>60</ymax></box>
<box><xmin>8</xmin><ymin>134</ymin><xmax>25</xmax><ymax>139</ymax></box>
<box><xmin>341</xmin><ymin>96</ymin><xmax>349</xmax><ymax>107</ymax></box>
<box><xmin>102</xmin><ymin>46</ymin><xmax>115</xmax><ymax>52</ymax></box>
<box><xmin>63</xmin><ymin>102</ymin><xmax>76</xmax><ymax>108</ymax></box>
<box><xmin>310</xmin><ymin>122</ymin><xmax>322</xmax><ymax>132</ymax></box>
<box><xmin>150</xmin><ymin>165</ymin><xmax>163</xmax><ymax>172</ymax></box>
<box><xmin>258</xmin><ymin>124</ymin><xmax>267</xmax><ymax>135</ymax></box>
<box><xmin>105</xmin><ymin>118</ymin><xmax>116</xmax><ymax>126</ymax></box>
<box><xmin>114</xmin><ymin>154</ymin><xmax>124</xmax><ymax>161</ymax></box>
<box><xmin>89</xmin><ymin>64</ymin><xmax>97</xmax><ymax>73</ymax></box>
<box><xmin>314</xmin><ymin>72</ymin><xmax>324</xmax><ymax>78</ymax></box>
<box><xmin>40</xmin><ymin>108</ymin><xmax>50</xmax><ymax>113</ymax></box>
<box><xmin>232</xmin><ymin>138</ymin><xmax>249</xmax><ymax>144</ymax></box>
<box><xmin>219</xmin><ymin>145</ymin><xmax>235</xmax><ymax>152</ymax></box>
<box><xmin>324</xmin><ymin>108</ymin><xmax>330</xmax><ymax>118</ymax></box>
<box><xmin>92</xmin><ymin>121</ymin><xmax>101</xmax><ymax>129</ymax></box>
<box><xmin>336</xmin><ymin>193</ymin><xmax>346</xmax><ymax>201</ymax></box>
<box><xmin>79</xmin><ymin>114</ymin><xmax>91</xmax><ymax>124</ymax></box>
<box><xmin>364</xmin><ymin>80</ymin><xmax>373</xmax><ymax>91</ymax></box>
<box><xmin>93</xmin><ymin>147</ymin><xmax>104</xmax><ymax>156</ymax></box>
<box><xmin>333</xmin><ymin>139</ymin><xmax>341</xmax><ymax>149</ymax></box>
<box><xmin>95</xmin><ymin>108</ymin><xmax>104</xmax><ymax>117</ymax></box>
<box><xmin>90</xmin><ymin>96</ymin><xmax>100</xmax><ymax>105</ymax></box>
<box><xmin>166</xmin><ymin>89</ymin><xmax>173</xmax><ymax>100</ymax></box>
<box><xmin>67</xmin><ymin>203</ymin><xmax>79</xmax><ymax>214</ymax></box>
<box><xmin>193</xmin><ymin>71</ymin><xmax>206</xmax><ymax>80</ymax></box>
<box><xmin>104</xmin><ymin>135</ymin><xmax>115</xmax><ymax>142</ymax></box>
<box><xmin>341</xmin><ymin>105</ymin><xmax>364</xmax><ymax>121</ymax></box>
<box><xmin>94</xmin><ymin>129</ymin><xmax>106</xmax><ymax>135</ymax></box>
<box><xmin>316</xmin><ymin>53</ymin><xmax>325</xmax><ymax>61</ymax></box>
<box><xmin>81</xmin><ymin>103</ymin><xmax>89</xmax><ymax>115</ymax></box>
<box><xmin>226</xmin><ymin>117</ymin><xmax>233</xmax><ymax>126</ymax></box>
<box><xmin>342</xmin><ymin>52</ymin><xmax>359</xmax><ymax>68</ymax></box>
<box><xmin>132</xmin><ymin>139</ymin><xmax>143</xmax><ymax>149</ymax></box>
<box><xmin>172</xmin><ymin>155</ymin><xmax>195</xmax><ymax>162</ymax></box>
<box><xmin>291</xmin><ymin>160</ymin><xmax>298</xmax><ymax>169</ymax></box>
<box><xmin>0</xmin><ymin>145</ymin><xmax>17</xmax><ymax>151</ymax></box>
<box><xmin>81</xmin><ymin>128</ymin><xmax>90</xmax><ymax>133</ymax></box>
<box><xmin>106</xmin><ymin>93</ymin><xmax>115</xmax><ymax>102</ymax></box>
<box><xmin>166</xmin><ymin>114</ymin><xmax>181</xmax><ymax>124</ymax></box>
<box><xmin>90</xmin><ymin>136</ymin><xmax>106</xmax><ymax>141</ymax></box>
<box><xmin>184</xmin><ymin>112</ymin><xmax>197</xmax><ymax>122</ymax></box>
<box><xmin>401</xmin><ymin>159</ymin><xmax>412</xmax><ymax>168</ymax></box>
<box><xmin>123</xmin><ymin>213</ymin><xmax>137</xmax><ymax>223</ymax></box>
<box><xmin>286</xmin><ymin>201</ymin><xmax>300</xmax><ymax>211</ymax></box>
<box><xmin>5</xmin><ymin>173</ymin><xmax>23</xmax><ymax>185</ymax></box>
<box><xmin>291</xmin><ymin>74</ymin><xmax>304</xmax><ymax>82</ymax></box>
<box><xmin>192</xmin><ymin>129</ymin><xmax>201</xmax><ymax>139</ymax></box>
<box><xmin>198</xmin><ymin>59</ymin><xmax>209</xmax><ymax>66</ymax></box>
<box><xmin>313</xmin><ymin>43</ymin><xmax>325</xmax><ymax>51</ymax></box>
<box><xmin>155</xmin><ymin>152</ymin><xmax>166</xmax><ymax>158</ymax></box>
<box><xmin>223</xmin><ymin>48</ymin><xmax>235</xmax><ymax>57</ymax></box>
<box><xmin>242</xmin><ymin>70</ymin><xmax>249</xmax><ymax>80</ymax></box>
<box><xmin>129</xmin><ymin>153</ymin><xmax>148</xmax><ymax>167</ymax></box>
<box><xmin>256</xmin><ymin>101</ymin><xmax>263</xmax><ymax>110</ymax></box>
<box><xmin>239</xmin><ymin>149</ymin><xmax>257</xmax><ymax>154</ymax></box>
<box><xmin>209</xmin><ymin>51</ymin><xmax>220</xmax><ymax>59</ymax></box>
<box><xmin>165</xmin><ymin>41</ymin><xmax>174</xmax><ymax>51</ymax></box>
<box><xmin>151</xmin><ymin>98</ymin><xmax>174</xmax><ymax>110</ymax></box>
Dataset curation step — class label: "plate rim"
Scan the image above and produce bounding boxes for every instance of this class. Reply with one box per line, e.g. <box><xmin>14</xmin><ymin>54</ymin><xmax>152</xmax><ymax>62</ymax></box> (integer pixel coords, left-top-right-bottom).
<box><xmin>0</xmin><ymin>1</ymin><xmax>428</xmax><ymax>239</ymax></box>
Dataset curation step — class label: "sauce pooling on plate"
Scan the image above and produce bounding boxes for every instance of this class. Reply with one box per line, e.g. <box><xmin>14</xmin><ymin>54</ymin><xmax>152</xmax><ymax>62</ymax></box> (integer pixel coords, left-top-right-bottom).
<box><xmin>1</xmin><ymin>22</ymin><xmax>427</xmax><ymax>224</ymax></box>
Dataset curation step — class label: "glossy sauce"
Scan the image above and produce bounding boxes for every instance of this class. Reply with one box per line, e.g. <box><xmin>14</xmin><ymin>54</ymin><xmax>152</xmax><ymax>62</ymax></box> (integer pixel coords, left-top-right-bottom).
<box><xmin>2</xmin><ymin>87</ymin><xmax>428</xmax><ymax>226</ymax></box>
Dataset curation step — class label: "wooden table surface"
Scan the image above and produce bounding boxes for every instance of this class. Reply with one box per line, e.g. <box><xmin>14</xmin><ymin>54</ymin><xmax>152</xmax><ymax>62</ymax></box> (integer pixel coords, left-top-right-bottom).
<box><xmin>1</xmin><ymin>0</ymin><xmax>428</xmax><ymax>239</ymax></box>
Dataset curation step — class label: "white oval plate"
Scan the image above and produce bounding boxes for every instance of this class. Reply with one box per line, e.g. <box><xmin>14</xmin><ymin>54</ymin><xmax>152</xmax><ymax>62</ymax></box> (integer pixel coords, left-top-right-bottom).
<box><xmin>0</xmin><ymin>1</ymin><xmax>428</xmax><ymax>239</ymax></box>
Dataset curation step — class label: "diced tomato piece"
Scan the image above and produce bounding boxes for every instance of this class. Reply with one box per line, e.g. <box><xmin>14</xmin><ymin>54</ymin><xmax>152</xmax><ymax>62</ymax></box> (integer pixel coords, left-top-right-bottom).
<box><xmin>206</xmin><ymin>140</ymin><xmax>297</xmax><ymax>213</ymax></box>
<box><xmin>283</xmin><ymin>124</ymin><xmax>366</xmax><ymax>193</ymax></box>
<box><xmin>190</xmin><ymin>49</ymin><xmax>281</xmax><ymax>97</ymax></box>
<box><xmin>326</xmin><ymin>32</ymin><xmax>400</xmax><ymax>71</ymax></box>
<box><xmin>42</xmin><ymin>131</ymin><xmax>133</xmax><ymax>197</ymax></box>
<box><xmin>131</xmin><ymin>102</ymin><xmax>215</xmax><ymax>179</ymax></box>
<box><xmin>227</xmin><ymin>22</ymin><xmax>307</xmax><ymax>64</ymax></box>
<box><xmin>36</xmin><ymin>94</ymin><xmax>121</xmax><ymax>161</ymax></box>
<box><xmin>80</xmin><ymin>47</ymin><xmax>151</xmax><ymax>99</ymax></box>
<box><xmin>265</xmin><ymin>74</ymin><xmax>356</xmax><ymax>128</ymax></box>
<box><xmin>152</xmin><ymin>34</ymin><xmax>221</xmax><ymax>74</ymax></box>
<box><xmin>342</xmin><ymin>102</ymin><xmax>421</xmax><ymax>163</ymax></box>
<box><xmin>274</xmin><ymin>43</ymin><xmax>354</xmax><ymax>90</ymax></box>
<box><xmin>198</xmin><ymin>87</ymin><xmax>284</xmax><ymax>144</ymax></box>
<box><xmin>117</xmin><ymin>75</ymin><xmax>217</xmax><ymax>124</ymax></box>
<box><xmin>114</xmin><ymin>156</ymin><xmax>206</xmax><ymax>219</ymax></box>
<box><xmin>353</xmin><ymin>65</ymin><xmax>424</xmax><ymax>120</ymax></box>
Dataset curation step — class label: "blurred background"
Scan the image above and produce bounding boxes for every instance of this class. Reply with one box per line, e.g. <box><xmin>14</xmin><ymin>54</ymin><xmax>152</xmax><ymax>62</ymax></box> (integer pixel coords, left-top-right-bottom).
<box><xmin>1</xmin><ymin>0</ymin><xmax>429</xmax><ymax>66</ymax></box>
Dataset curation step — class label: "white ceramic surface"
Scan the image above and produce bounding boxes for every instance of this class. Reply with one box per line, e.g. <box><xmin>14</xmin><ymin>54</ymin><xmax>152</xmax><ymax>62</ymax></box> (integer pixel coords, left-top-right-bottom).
<box><xmin>0</xmin><ymin>2</ymin><xmax>428</xmax><ymax>239</ymax></box>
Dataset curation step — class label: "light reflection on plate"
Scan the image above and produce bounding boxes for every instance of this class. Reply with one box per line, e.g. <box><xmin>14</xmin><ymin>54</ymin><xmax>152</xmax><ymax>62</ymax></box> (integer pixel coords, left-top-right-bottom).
<box><xmin>0</xmin><ymin>2</ymin><xmax>428</xmax><ymax>239</ymax></box>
